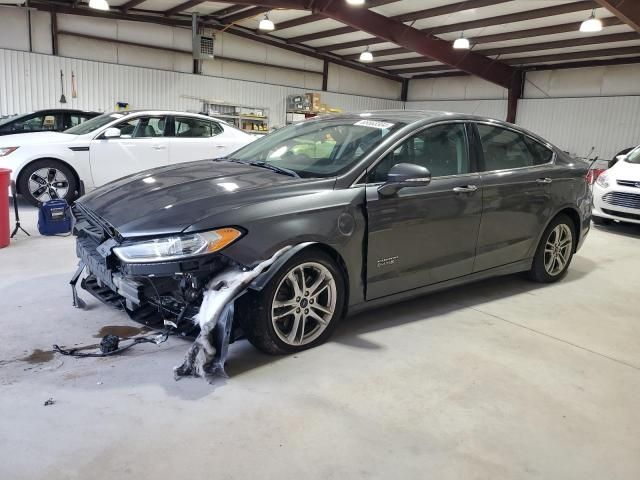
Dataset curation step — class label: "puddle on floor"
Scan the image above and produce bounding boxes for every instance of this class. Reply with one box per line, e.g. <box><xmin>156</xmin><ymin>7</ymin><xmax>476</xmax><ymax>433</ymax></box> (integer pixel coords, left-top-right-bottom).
<box><xmin>20</xmin><ymin>349</ymin><xmax>55</xmax><ymax>364</ymax></box>
<box><xmin>94</xmin><ymin>325</ymin><xmax>150</xmax><ymax>339</ymax></box>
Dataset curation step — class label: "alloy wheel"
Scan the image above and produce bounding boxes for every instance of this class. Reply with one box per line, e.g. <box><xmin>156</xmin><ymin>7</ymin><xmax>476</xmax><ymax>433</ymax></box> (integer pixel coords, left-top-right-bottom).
<box><xmin>271</xmin><ymin>262</ymin><xmax>338</xmax><ymax>346</ymax></box>
<box><xmin>28</xmin><ymin>167</ymin><xmax>69</xmax><ymax>202</ymax></box>
<box><xmin>543</xmin><ymin>224</ymin><xmax>573</xmax><ymax>276</ymax></box>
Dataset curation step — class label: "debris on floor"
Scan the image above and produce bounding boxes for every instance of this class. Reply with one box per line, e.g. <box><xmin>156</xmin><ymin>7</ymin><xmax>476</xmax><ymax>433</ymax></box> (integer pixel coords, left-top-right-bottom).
<box><xmin>174</xmin><ymin>246</ymin><xmax>292</xmax><ymax>380</ymax></box>
<box><xmin>44</xmin><ymin>398</ymin><xmax>55</xmax><ymax>406</ymax></box>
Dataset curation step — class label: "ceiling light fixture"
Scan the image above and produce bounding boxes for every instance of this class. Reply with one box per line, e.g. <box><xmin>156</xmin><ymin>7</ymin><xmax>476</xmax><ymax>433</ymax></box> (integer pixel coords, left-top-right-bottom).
<box><xmin>580</xmin><ymin>9</ymin><xmax>603</xmax><ymax>32</ymax></box>
<box><xmin>88</xmin><ymin>0</ymin><xmax>110</xmax><ymax>11</ymax></box>
<box><xmin>359</xmin><ymin>46</ymin><xmax>373</xmax><ymax>62</ymax></box>
<box><xmin>258</xmin><ymin>12</ymin><xmax>275</xmax><ymax>31</ymax></box>
<box><xmin>346</xmin><ymin>0</ymin><xmax>366</xmax><ymax>5</ymax></box>
<box><xmin>453</xmin><ymin>32</ymin><xmax>470</xmax><ymax>50</ymax></box>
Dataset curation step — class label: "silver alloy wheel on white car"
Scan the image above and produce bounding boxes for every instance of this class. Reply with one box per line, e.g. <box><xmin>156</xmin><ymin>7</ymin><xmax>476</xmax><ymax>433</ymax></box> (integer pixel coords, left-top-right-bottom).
<box><xmin>28</xmin><ymin>167</ymin><xmax>69</xmax><ymax>202</ymax></box>
<box><xmin>544</xmin><ymin>224</ymin><xmax>573</xmax><ymax>276</ymax></box>
<box><xmin>271</xmin><ymin>262</ymin><xmax>338</xmax><ymax>346</ymax></box>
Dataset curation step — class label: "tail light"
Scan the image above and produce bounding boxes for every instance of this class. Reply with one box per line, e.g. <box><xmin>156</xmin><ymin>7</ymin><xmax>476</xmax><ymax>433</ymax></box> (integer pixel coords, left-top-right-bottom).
<box><xmin>586</xmin><ymin>168</ymin><xmax>605</xmax><ymax>185</ymax></box>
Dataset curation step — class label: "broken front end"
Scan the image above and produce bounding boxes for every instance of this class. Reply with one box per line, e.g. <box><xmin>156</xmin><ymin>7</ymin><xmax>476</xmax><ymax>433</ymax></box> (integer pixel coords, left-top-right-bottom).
<box><xmin>70</xmin><ymin>202</ymin><xmax>242</xmax><ymax>332</ymax></box>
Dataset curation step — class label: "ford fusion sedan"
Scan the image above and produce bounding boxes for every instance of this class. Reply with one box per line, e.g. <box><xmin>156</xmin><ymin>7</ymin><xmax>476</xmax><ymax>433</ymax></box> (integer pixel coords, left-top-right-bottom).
<box><xmin>592</xmin><ymin>144</ymin><xmax>640</xmax><ymax>225</ymax></box>
<box><xmin>72</xmin><ymin>111</ymin><xmax>591</xmax><ymax>355</ymax></box>
<box><xmin>0</xmin><ymin>110</ymin><xmax>254</xmax><ymax>205</ymax></box>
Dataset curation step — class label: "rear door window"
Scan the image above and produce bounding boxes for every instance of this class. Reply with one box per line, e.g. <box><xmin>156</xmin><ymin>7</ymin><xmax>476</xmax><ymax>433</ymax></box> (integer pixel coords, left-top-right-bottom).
<box><xmin>174</xmin><ymin>117</ymin><xmax>219</xmax><ymax>137</ymax></box>
<box><xmin>476</xmin><ymin>124</ymin><xmax>552</xmax><ymax>171</ymax></box>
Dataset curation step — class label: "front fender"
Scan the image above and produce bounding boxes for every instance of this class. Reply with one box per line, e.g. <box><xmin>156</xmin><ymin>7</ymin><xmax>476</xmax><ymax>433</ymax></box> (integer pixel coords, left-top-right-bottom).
<box><xmin>247</xmin><ymin>242</ymin><xmax>316</xmax><ymax>292</ymax></box>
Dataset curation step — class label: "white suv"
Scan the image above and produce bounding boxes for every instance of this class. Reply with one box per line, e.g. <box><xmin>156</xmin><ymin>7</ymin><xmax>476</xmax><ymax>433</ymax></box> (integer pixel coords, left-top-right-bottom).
<box><xmin>593</xmin><ymin>145</ymin><xmax>640</xmax><ymax>225</ymax></box>
<box><xmin>0</xmin><ymin>110</ymin><xmax>254</xmax><ymax>205</ymax></box>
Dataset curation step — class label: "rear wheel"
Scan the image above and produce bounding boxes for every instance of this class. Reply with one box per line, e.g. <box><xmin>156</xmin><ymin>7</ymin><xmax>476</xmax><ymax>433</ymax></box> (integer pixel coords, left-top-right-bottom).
<box><xmin>240</xmin><ymin>249</ymin><xmax>345</xmax><ymax>355</ymax></box>
<box><xmin>18</xmin><ymin>159</ymin><xmax>78</xmax><ymax>206</ymax></box>
<box><xmin>528</xmin><ymin>214</ymin><xmax>576</xmax><ymax>283</ymax></box>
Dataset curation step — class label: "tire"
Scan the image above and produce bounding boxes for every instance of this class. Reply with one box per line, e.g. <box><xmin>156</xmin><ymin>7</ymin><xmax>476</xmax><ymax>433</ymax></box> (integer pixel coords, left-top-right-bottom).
<box><xmin>528</xmin><ymin>214</ymin><xmax>576</xmax><ymax>283</ymax></box>
<box><xmin>18</xmin><ymin>159</ymin><xmax>78</xmax><ymax>207</ymax></box>
<box><xmin>239</xmin><ymin>248</ymin><xmax>346</xmax><ymax>355</ymax></box>
<box><xmin>592</xmin><ymin>215</ymin><xmax>612</xmax><ymax>226</ymax></box>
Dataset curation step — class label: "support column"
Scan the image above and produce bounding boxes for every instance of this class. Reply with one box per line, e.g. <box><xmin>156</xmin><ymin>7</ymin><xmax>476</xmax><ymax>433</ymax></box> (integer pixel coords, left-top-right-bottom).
<box><xmin>322</xmin><ymin>59</ymin><xmax>329</xmax><ymax>91</ymax></box>
<box><xmin>506</xmin><ymin>70</ymin><xmax>524</xmax><ymax>124</ymax></box>
<box><xmin>51</xmin><ymin>10</ymin><xmax>58</xmax><ymax>56</ymax></box>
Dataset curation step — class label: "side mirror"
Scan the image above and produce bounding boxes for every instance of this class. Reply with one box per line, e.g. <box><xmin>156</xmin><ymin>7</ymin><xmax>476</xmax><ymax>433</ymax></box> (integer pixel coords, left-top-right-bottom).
<box><xmin>378</xmin><ymin>163</ymin><xmax>431</xmax><ymax>197</ymax></box>
<box><xmin>103</xmin><ymin>127</ymin><xmax>121</xmax><ymax>139</ymax></box>
<box><xmin>610</xmin><ymin>154</ymin><xmax>626</xmax><ymax>167</ymax></box>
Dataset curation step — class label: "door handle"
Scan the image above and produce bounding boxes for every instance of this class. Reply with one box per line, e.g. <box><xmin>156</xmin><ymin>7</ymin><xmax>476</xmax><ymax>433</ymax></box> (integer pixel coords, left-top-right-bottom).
<box><xmin>452</xmin><ymin>185</ymin><xmax>478</xmax><ymax>193</ymax></box>
<box><xmin>536</xmin><ymin>177</ymin><xmax>552</xmax><ymax>184</ymax></box>
<box><xmin>152</xmin><ymin>145</ymin><xmax>167</xmax><ymax>150</ymax></box>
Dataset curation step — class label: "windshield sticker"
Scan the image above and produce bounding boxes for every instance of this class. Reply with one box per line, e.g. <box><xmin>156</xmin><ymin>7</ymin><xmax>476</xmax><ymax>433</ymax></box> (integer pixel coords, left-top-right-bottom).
<box><xmin>354</xmin><ymin>120</ymin><xmax>395</xmax><ymax>129</ymax></box>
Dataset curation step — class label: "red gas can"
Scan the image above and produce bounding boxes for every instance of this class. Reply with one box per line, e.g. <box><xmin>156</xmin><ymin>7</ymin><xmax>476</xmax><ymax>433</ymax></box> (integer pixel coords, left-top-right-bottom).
<box><xmin>0</xmin><ymin>168</ymin><xmax>12</xmax><ymax>248</ymax></box>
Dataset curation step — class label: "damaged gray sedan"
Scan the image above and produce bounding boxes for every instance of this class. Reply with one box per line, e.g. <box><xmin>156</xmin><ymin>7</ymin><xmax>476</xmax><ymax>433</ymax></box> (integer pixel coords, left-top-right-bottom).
<box><xmin>71</xmin><ymin>111</ymin><xmax>592</xmax><ymax>366</ymax></box>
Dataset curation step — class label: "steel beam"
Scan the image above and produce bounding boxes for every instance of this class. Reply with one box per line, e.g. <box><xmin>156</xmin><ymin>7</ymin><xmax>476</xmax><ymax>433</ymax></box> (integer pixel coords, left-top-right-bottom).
<box><xmin>120</xmin><ymin>0</ymin><xmax>146</xmax><ymax>13</ymax></box>
<box><xmin>287</xmin><ymin>0</ymin><xmax>509</xmax><ymax>44</ymax></box>
<box><xmin>372</xmin><ymin>32</ymin><xmax>639</xmax><ymax>68</ymax></box>
<box><xmin>164</xmin><ymin>0</ymin><xmax>207</xmax><ymax>17</ymax></box>
<box><xmin>221</xmin><ymin>7</ymin><xmax>268</xmax><ymax>24</ymax></box>
<box><xmin>317</xmin><ymin>0</ymin><xmax>599</xmax><ymax>52</ymax></box>
<box><xmin>314</xmin><ymin>0</ymin><xmax>517</xmax><ymax>89</ymax></box>
<box><xmin>595</xmin><ymin>0</ymin><xmax>640</xmax><ymax>33</ymax></box>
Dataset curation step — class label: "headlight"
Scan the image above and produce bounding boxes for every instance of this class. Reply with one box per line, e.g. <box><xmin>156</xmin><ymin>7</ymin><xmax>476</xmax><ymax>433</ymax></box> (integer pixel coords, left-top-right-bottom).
<box><xmin>0</xmin><ymin>147</ymin><xmax>18</xmax><ymax>157</ymax></box>
<box><xmin>595</xmin><ymin>172</ymin><xmax>609</xmax><ymax>188</ymax></box>
<box><xmin>113</xmin><ymin>228</ymin><xmax>242</xmax><ymax>263</ymax></box>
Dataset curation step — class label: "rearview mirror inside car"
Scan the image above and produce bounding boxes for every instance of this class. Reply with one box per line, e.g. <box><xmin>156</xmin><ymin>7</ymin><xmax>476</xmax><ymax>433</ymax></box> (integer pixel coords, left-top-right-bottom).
<box><xmin>103</xmin><ymin>127</ymin><xmax>121</xmax><ymax>139</ymax></box>
<box><xmin>378</xmin><ymin>163</ymin><xmax>431</xmax><ymax>197</ymax></box>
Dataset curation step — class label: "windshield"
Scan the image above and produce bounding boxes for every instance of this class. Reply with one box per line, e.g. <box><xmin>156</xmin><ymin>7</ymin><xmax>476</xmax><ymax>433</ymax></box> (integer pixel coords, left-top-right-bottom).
<box><xmin>626</xmin><ymin>146</ymin><xmax>640</xmax><ymax>165</ymax></box>
<box><xmin>228</xmin><ymin>118</ymin><xmax>405</xmax><ymax>177</ymax></box>
<box><xmin>65</xmin><ymin>112</ymin><xmax>125</xmax><ymax>135</ymax></box>
<box><xmin>0</xmin><ymin>113</ymin><xmax>27</xmax><ymax>126</ymax></box>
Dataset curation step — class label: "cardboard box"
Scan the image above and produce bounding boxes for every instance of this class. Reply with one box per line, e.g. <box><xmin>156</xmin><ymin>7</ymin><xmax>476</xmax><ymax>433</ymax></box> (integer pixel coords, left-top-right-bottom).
<box><xmin>306</xmin><ymin>93</ymin><xmax>321</xmax><ymax>111</ymax></box>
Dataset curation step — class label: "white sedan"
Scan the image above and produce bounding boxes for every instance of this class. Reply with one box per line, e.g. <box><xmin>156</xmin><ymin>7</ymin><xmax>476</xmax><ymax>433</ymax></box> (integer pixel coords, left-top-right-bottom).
<box><xmin>0</xmin><ymin>110</ymin><xmax>254</xmax><ymax>205</ymax></box>
<box><xmin>593</xmin><ymin>145</ymin><xmax>640</xmax><ymax>225</ymax></box>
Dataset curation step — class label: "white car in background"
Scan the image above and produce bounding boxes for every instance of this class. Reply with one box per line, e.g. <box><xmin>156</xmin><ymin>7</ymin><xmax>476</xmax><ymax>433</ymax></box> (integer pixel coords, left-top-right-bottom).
<box><xmin>0</xmin><ymin>110</ymin><xmax>254</xmax><ymax>205</ymax></box>
<box><xmin>593</xmin><ymin>145</ymin><xmax>640</xmax><ymax>225</ymax></box>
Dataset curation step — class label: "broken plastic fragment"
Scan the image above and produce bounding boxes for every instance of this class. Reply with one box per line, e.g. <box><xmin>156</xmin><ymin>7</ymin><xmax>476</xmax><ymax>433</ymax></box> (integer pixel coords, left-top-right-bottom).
<box><xmin>174</xmin><ymin>246</ymin><xmax>292</xmax><ymax>380</ymax></box>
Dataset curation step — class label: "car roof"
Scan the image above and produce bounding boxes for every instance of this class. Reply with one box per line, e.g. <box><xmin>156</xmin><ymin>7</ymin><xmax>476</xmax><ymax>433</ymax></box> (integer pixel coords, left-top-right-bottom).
<box><xmin>310</xmin><ymin>110</ymin><xmax>554</xmax><ymax>148</ymax></box>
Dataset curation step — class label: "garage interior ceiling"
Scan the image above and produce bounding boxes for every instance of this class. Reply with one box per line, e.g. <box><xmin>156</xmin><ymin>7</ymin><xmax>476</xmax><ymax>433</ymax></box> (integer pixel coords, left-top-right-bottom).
<box><xmin>28</xmin><ymin>0</ymin><xmax>640</xmax><ymax>84</ymax></box>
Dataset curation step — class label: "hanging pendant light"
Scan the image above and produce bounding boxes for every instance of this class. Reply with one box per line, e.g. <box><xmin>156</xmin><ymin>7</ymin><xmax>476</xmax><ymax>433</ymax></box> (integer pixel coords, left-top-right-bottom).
<box><xmin>259</xmin><ymin>12</ymin><xmax>275</xmax><ymax>31</ymax></box>
<box><xmin>89</xmin><ymin>0</ymin><xmax>110</xmax><ymax>11</ymax></box>
<box><xmin>453</xmin><ymin>32</ymin><xmax>470</xmax><ymax>50</ymax></box>
<box><xmin>346</xmin><ymin>0</ymin><xmax>366</xmax><ymax>5</ymax></box>
<box><xmin>359</xmin><ymin>46</ymin><xmax>373</xmax><ymax>62</ymax></box>
<box><xmin>580</xmin><ymin>9</ymin><xmax>603</xmax><ymax>32</ymax></box>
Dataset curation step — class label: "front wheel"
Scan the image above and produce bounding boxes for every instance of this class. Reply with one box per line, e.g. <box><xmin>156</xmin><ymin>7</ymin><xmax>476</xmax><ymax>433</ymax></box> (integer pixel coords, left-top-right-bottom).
<box><xmin>18</xmin><ymin>159</ymin><xmax>78</xmax><ymax>206</ymax></box>
<box><xmin>240</xmin><ymin>249</ymin><xmax>345</xmax><ymax>355</ymax></box>
<box><xmin>528</xmin><ymin>214</ymin><xmax>576</xmax><ymax>283</ymax></box>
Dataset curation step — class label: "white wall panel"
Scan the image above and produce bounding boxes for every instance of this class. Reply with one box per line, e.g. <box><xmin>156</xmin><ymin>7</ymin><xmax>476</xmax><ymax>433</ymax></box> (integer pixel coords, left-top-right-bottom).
<box><xmin>327</xmin><ymin>64</ymin><xmax>402</xmax><ymax>100</ymax></box>
<box><xmin>0</xmin><ymin>6</ymin><xmax>30</xmax><ymax>52</ymax></box>
<box><xmin>517</xmin><ymin>96</ymin><xmax>640</xmax><ymax>159</ymax></box>
<box><xmin>408</xmin><ymin>76</ymin><xmax>507</xmax><ymax>101</ymax></box>
<box><xmin>405</xmin><ymin>99</ymin><xmax>508</xmax><ymax>121</ymax></box>
<box><xmin>0</xmin><ymin>49</ymin><xmax>402</xmax><ymax>128</ymax></box>
<box><xmin>524</xmin><ymin>64</ymin><xmax>640</xmax><ymax>98</ymax></box>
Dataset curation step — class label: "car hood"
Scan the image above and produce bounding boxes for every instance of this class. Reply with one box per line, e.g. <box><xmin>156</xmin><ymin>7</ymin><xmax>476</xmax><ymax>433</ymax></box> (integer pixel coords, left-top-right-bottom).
<box><xmin>611</xmin><ymin>159</ymin><xmax>640</xmax><ymax>180</ymax></box>
<box><xmin>77</xmin><ymin>160</ymin><xmax>330</xmax><ymax>237</ymax></box>
<box><xmin>0</xmin><ymin>131</ymin><xmax>78</xmax><ymax>146</ymax></box>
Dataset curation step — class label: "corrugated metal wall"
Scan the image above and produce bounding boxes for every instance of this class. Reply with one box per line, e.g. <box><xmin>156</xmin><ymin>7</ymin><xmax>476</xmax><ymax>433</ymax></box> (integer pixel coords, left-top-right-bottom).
<box><xmin>404</xmin><ymin>99</ymin><xmax>508</xmax><ymax>121</ymax></box>
<box><xmin>0</xmin><ymin>49</ymin><xmax>403</xmax><ymax>127</ymax></box>
<box><xmin>517</xmin><ymin>96</ymin><xmax>640</xmax><ymax>159</ymax></box>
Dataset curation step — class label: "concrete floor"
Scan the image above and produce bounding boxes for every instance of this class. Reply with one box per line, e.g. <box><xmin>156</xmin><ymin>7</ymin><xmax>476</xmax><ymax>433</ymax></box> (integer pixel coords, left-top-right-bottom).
<box><xmin>1</xmin><ymin>200</ymin><xmax>639</xmax><ymax>480</ymax></box>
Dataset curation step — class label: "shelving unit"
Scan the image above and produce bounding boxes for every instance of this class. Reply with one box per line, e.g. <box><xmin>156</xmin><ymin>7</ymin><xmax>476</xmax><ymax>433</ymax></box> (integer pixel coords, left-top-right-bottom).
<box><xmin>201</xmin><ymin>100</ymin><xmax>270</xmax><ymax>135</ymax></box>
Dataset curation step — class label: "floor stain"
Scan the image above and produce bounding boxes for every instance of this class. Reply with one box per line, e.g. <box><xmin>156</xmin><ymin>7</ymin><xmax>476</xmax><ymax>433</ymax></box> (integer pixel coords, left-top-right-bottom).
<box><xmin>20</xmin><ymin>349</ymin><xmax>55</xmax><ymax>364</ymax></box>
<box><xmin>94</xmin><ymin>325</ymin><xmax>150</xmax><ymax>339</ymax></box>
